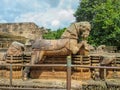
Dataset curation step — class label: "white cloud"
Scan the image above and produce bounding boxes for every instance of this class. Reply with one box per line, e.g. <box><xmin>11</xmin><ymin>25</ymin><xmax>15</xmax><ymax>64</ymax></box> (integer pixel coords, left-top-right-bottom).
<box><xmin>58</xmin><ymin>9</ymin><xmax>75</xmax><ymax>21</ymax></box>
<box><xmin>0</xmin><ymin>0</ymin><xmax>79</xmax><ymax>30</ymax></box>
<box><xmin>15</xmin><ymin>8</ymin><xmax>75</xmax><ymax>30</ymax></box>
<box><xmin>51</xmin><ymin>20</ymin><xmax>60</xmax><ymax>27</ymax></box>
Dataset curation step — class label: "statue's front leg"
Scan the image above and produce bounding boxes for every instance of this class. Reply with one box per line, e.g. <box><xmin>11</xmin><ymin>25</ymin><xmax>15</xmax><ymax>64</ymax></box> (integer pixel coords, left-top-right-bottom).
<box><xmin>31</xmin><ymin>50</ymin><xmax>45</xmax><ymax>64</ymax></box>
<box><xmin>22</xmin><ymin>50</ymin><xmax>38</xmax><ymax>80</ymax></box>
<box><xmin>23</xmin><ymin>50</ymin><xmax>45</xmax><ymax>80</ymax></box>
<box><xmin>38</xmin><ymin>51</ymin><xmax>45</xmax><ymax>63</ymax></box>
<box><xmin>23</xmin><ymin>66</ymin><xmax>30</xmax><ymax>80</ymax></box>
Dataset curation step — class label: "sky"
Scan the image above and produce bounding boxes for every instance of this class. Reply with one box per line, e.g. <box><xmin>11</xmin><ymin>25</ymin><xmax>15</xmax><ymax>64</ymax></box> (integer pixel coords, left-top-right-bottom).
<box><xmin>0</xmin><ymin>0</ymin><xmax>80</xmax><ymax>30</ymax></box>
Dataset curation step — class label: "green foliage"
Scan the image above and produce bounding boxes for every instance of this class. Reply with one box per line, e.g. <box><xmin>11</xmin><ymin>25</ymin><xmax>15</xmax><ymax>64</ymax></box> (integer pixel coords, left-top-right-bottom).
<box><xmin>43</xmin><ymin>28</ymin><xmax>66</xmax><ymax>39</ymax></box>
<box><xmin>74</xmin><ymin>0</ymin><xmax>120</xmax><ymax>46</ymax></box>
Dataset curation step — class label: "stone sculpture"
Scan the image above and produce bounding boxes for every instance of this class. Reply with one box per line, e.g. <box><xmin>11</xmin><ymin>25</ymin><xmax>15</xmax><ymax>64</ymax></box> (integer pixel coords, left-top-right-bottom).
<box><xmin>31</xmin><ymin>21</ymin><xmax>91</xmax><ymax>64</ymax></box>
<box><xmin>6</xmin><ymin>41</ymin><xmax>25</xmax><ymax>56</ymax></box>
<box><xmin>23</xmin><ymin>21</ymin><xmax>91</xmax><ymax>80</ymax></box>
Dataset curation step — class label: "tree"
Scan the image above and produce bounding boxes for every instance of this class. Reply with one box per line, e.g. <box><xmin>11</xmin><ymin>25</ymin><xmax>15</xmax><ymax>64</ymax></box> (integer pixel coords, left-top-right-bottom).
<box><xmin>55</xmin><ymin>28</ymin><xmax>66</xmax><ymax>39</ymax></box>
<box><xmin>74</xmin><ymin>0</ymin><xmax>120</xmax><ymax>46</ymax></box>
<box><xmin>43</xmin><ymin>28</ymin><xmax>65</xmax><ymax>39</ymax></box>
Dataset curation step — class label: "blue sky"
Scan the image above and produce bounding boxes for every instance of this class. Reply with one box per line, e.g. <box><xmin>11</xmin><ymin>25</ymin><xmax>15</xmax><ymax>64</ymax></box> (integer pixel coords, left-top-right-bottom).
<box><xmin>0</xmin><ymin>0</ymin><xmax>80</xmax><ymax>30</ymax></box>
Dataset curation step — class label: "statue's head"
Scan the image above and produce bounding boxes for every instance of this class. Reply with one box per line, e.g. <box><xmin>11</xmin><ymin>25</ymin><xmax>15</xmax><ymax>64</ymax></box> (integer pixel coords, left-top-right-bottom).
<box><xmin>78</xmin><ymin>21</ymin><xmax>91</xmax><ymax>39</ymax></box>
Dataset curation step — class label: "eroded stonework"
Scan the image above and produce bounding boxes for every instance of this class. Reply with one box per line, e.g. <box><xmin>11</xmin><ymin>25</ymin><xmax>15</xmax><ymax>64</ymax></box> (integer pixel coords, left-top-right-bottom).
<box><xmin>0</xmin><ymin>22</ymin><xmax>48</xmax><ymax>39</ymax></box>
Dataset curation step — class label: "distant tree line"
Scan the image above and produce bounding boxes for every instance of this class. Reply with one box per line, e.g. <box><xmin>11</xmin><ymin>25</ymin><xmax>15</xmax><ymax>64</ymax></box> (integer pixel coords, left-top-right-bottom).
<box><xmin>43</xmin><ymin>28</ymin><xmax>66</xmax><ymax>39</ymax></box>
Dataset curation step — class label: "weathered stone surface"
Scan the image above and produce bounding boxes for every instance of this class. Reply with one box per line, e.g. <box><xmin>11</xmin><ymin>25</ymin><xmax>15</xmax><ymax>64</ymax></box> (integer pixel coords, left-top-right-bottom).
<box><xmin>6</xmin><ymin>41</ymin><xmax>25</xmax><ymax>56</ymax></box>
<box><xmin>0</xmin><ymin>22</ymin><xmax>48</xmax><ymax>39</ymax></box>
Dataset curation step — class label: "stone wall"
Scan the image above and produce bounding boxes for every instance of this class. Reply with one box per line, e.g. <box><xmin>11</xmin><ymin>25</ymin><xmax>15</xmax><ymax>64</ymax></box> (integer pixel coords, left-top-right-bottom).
<box><xmin>0</xmin><ymin>22</ymin><xmax>47</xmax><ymax>39</ymax></box>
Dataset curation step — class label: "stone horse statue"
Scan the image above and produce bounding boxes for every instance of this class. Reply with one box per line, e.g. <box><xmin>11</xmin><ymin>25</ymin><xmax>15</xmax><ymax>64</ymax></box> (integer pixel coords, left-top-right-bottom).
<box><xmin>22</xmin><ymin>21</ymin><xmax>91</xmax><ymax>80</ymax></box>
<box><xmin>30</xmin><ymin>21</ymin><xmax>91</xmax><ymax>64</ymax></box>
